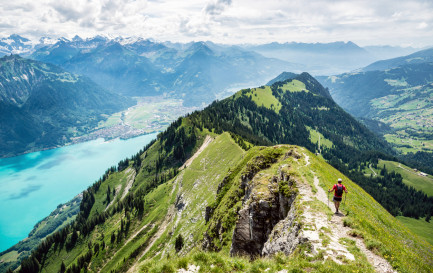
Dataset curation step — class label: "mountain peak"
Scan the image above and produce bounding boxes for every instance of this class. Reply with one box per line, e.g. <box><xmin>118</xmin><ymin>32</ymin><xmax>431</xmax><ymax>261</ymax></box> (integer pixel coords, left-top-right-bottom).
<box><xmin>72</xmin><ymin>35</ymin><xmax>83</xmax><ymax>42</ymax></box>
<box><xmin>8</xmin><ymin>34</ymin><xmax>30</xmax><ymax>42</ymax></box>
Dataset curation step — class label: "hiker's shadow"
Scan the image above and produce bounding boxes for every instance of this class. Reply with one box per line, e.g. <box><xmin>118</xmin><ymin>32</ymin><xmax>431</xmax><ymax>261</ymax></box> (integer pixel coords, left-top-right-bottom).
<box><xmin>334</xmin><ymin>212</ymin><xmax>345</xmax><ymax>217</ymax></box>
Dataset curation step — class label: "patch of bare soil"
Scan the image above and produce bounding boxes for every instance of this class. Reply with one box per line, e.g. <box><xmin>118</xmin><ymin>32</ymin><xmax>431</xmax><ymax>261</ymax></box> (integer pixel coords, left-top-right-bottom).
<box><xmin>180</xmin><ymin>135</ymin><xmax>213</xmax><ymax>170</ymax></box>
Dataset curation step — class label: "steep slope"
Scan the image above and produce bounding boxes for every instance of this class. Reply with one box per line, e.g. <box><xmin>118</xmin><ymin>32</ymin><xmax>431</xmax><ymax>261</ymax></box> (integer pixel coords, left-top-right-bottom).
<box><xmin>0</xmin><ymin>55</ymin><xmax>133</xmax><ymax>157</ymax></box>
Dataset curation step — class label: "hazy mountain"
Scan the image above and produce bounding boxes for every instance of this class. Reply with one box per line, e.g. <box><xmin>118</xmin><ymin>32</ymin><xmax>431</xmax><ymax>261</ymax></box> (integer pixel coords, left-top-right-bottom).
<box><xmin>6</xmin><ymin>72</ymin><xmax>433</xmax><ymax>273</ymax></box>
<box><xmin>362</xmin><ymin>47</ymin><xmax>433</xmax><ymax>71</ymax></box>
<box><xmin>266</xmin><ymin>71</ymin><xmax>298</xmax><ymax>85</ymax></box>
<box><xmin>0</xmin><ymin>55</ymin><xmax>133</xmax><ymax>157</ymax></box>
<box><xmin>363</xmin><ymin>45</ymin><xmax>419</xmax><ymax>60</ymax></box>
<box><xmin>29</xmin><ymin>37</ymin><xmax>298</xmax><ymax>106</ymax></box>
<box><xmin>62</xmin><ymin>42</ymin><xmax>166</xmax><ymax>97</ymax></box>
<box><xmin>242</xmin><ymin>41</ymin><xmax>375</xmax><ymax>75</ymax></box>
<box><xmin>0</xmin><ymin>34</ymin><xmax>34</xmax><ymax>56</ymax></box>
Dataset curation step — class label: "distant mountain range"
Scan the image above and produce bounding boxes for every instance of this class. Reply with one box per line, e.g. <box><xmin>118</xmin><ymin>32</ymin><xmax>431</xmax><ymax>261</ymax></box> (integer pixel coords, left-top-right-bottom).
<box><xmin>0</xmin><ymin>34</ymin><xmax>422</xmax><ymax>93</ymax></box>
<box><xmin>0</xmin><ymin>34</ymin><xmax>300</xmax><ymax>106</ymax></box>
<box><xmin>362</xmin><ymin>47</ymin><xmax>433</xmax><ymax>71</ymax></box>
<box><xmin>241</xmin><ymin>41</ymin><xmax>419</xmax><ymax>75</ymax></box>
<box><xmin>0</xmin><ymin>55</ymin><xmax>133</xmax><ymax>157</ymax></box>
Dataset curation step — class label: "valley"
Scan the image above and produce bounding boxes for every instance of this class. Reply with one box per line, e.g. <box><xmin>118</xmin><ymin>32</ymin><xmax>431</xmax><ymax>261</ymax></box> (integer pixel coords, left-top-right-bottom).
<box><xmin>74</xmin><ymin>96</ymin><xmax>200</xmax><ymax>143</ymax></box>
<box><xmin>363</xmin><ymin>159</ymin><xmax>433</xmax><ymax>197</ymax></box>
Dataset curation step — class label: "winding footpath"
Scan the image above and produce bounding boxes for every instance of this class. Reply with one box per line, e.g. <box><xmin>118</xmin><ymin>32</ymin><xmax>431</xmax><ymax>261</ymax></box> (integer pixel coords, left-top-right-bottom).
<box><xmin>303</xmin><ymin>153</ymin><xmax>396</xmax><ymax>273</ymax></box>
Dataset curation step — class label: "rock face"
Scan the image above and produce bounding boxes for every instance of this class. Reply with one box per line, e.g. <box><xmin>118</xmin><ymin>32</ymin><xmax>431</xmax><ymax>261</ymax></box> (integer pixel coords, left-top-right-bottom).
<box><xmin>261</xmin><ymin>201</ymin><xmax>304</xmax><ymax>256</ymax></box>
<box><xmin>230</xmin><ymin>165</ymin><xmax>299</xmax><ymax>257</ymax></box>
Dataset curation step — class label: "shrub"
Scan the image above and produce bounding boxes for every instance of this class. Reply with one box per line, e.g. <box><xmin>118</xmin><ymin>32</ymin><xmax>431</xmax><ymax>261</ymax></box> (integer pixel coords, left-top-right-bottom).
<box><xmin>175</xmin><ymin>234</ymin><xmax>184</xmax><ymax>252</ymax></box>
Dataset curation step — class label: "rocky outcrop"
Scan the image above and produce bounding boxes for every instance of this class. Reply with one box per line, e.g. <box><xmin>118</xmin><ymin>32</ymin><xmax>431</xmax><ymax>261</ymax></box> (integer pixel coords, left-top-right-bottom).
<box><xmin>230</xmin><ymin>165</ymin><xmax>299</xmax><ymax>257</ymax></box>
<box><xmin>261</xmin><ymin>200</ymin><xmax>304</xmax><ymax>256</ymax></box>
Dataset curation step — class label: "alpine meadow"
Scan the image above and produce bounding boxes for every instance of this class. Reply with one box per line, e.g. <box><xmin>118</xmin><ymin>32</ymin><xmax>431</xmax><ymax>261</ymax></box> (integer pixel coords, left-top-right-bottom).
<box><xmin>1</xmin><ymin>1</ymin><xmax>433</xmax><ymax>273</ymax></box>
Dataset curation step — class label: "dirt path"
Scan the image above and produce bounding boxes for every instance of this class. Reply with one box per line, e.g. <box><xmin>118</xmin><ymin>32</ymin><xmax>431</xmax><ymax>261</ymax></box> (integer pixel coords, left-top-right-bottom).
<box><xmin>369</xmin><ymin>164</ymin><xmax>377</xmax><ymax>177</ymax></box>
<box><xmin>297</xmin><ymin>176</ymin><xmax>355</xmax><ymax>264</ymax></box>
<box><xmin>121</xmin><ymin>168</ymin><xmax>136</xmax><ymax>200</ymax></box>
<box><xmin>180</xmin><ymin>135</ymin><xmax>213</xmax><ymax>170</ymax></box>
<box><xmin>307</xmin><ymin>168</ymin><xmax>396</xmax><ymax>272</ymax></box>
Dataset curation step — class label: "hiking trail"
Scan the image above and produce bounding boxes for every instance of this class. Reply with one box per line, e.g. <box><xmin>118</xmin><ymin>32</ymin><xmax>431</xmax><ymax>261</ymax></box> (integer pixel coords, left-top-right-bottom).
<box><xmin>300</xmin><ymin>153</ymin><xmax>396</xmax><ymax>272</ymax></box>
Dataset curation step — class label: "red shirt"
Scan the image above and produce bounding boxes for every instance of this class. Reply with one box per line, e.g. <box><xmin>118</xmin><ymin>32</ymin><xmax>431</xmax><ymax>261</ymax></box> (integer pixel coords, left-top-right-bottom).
<box><xmin>332</xmin><ymin>184</ymin><xmax>346</xmax><ymax>198</ymax></box>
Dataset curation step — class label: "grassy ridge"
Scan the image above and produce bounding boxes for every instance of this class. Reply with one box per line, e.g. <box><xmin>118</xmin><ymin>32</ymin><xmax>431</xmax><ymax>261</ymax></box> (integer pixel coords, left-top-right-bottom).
<box><xmin>303</xmin><ymin>150</ymin><xmax>433</xmax><ymax>272</ymax></box>
<box><xmin>142</xmin><ymin>146</ymin><xmax>433</xmax><ymax>272</ymax></box>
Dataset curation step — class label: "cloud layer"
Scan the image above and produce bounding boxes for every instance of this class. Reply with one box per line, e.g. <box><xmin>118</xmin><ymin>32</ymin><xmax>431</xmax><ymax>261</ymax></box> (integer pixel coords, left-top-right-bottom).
<box><xmin>1</xmin><ymin>0</ymin><xmax>432</xmax><ymax>46</ymax></box>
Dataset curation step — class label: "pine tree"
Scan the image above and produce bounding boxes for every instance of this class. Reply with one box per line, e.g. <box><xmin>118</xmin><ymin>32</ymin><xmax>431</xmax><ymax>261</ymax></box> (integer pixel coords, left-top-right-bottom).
<box><xmin>60</xmin><ymin>261</ymin><xmax>66</xmax><ymax>273</ymax></box>
<box><xmin>175</xmin><ymin>234</ymin><xmax>184</xmax><ymax>252</ymax></box>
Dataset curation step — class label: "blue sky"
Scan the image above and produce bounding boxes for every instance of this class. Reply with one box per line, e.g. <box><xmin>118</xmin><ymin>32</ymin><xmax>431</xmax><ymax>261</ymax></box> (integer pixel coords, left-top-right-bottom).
<box><xmin>1</xmin><ymin>0</ymin><xmax>432</xmax><ymax>46</ymax></box>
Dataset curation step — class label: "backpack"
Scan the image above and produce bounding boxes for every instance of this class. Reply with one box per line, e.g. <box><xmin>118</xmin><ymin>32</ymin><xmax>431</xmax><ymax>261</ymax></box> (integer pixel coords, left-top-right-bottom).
<box><xmin>336</xmin><ymin>184</ymin><xmax>344</xmax><ymax>196</ymax></box>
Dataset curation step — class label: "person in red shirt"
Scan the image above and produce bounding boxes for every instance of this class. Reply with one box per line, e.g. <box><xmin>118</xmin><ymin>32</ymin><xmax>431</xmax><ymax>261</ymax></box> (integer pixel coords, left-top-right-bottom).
<box><xmin>328</xmin><ymin>178</ymin><xmax>348</xmax><ymax>214</ymax></box>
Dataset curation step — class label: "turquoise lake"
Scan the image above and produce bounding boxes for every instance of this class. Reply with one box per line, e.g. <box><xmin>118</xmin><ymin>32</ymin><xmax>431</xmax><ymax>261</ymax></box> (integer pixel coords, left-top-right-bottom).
<box><xmin>0</xmin><ymin>133</ymin><xmax>158</xmax><ymax>252</ymax></box>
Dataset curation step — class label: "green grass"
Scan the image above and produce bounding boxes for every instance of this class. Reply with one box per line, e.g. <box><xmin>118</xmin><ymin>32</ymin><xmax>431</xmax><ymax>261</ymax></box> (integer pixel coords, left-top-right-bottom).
<box><xmin>367</xmin><ymin>83</ymin><xmax>433</xmax><ymax>153</ymax></box>
<box><xmin>237</xmin><ymin>86</ymin><xmax>282</xmax><ymax>113</ymax></box>
<box><xmin>31</xmin><ymin>135</ymin><xmax>433</xmax><ymax>273</ymax></box>
<box><xmin>0</xmin><ymin>251</ymin><xmax>19</xmax><ymax>263</ymax></box>
<box><xmin>307</xmin><ymin>126</ymin><xmax>333</xmax><ymax>150</ymax></box>
<box><xmin>140</xmin><ymin>248</ymin><xmax>373</xmax><ymax>273</ymax></box>
<box><xmin>384</xmin><ymin>133</ymin><xmax>433</xmax><ymax>154</ymax></box>
<box><xmin>397</xmin><ymin>216</ymin><xmax>433</xmax><ymax>246</ymax></box>
<box><xmin>280</xmin><ymin>79</ymin><xmax>308</xmax><ymax>93</ymax></box>
<box><xmin>377</xmin><ymin>160</ymin><xmax>433</xmax><ymax>196</ymax></box>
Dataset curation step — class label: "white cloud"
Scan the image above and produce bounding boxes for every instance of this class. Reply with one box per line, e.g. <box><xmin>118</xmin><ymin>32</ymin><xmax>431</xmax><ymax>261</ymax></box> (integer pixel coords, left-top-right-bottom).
<box><xmin>0</xmin><ymin>0</ymin><xmax>432</xmax><ymax>46</ymax></box>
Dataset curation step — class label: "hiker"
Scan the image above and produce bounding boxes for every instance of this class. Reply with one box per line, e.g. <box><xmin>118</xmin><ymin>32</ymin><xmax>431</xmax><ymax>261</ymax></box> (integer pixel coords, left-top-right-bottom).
<box><xmin>328</xmin><ymin>178</ymin><xmax>348</xmax><ymax>214</ymax></box>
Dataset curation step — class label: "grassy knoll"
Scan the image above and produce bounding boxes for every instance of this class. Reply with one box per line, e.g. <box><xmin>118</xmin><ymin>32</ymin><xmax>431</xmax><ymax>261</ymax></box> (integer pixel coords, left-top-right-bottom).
<box><xmin>397</xmin><ymin>216</ymin><xmax>433</xmax><ymax>246</ymax></box>
<box><xmin>280</xmin><ymin>79</ymin><xmax>308</xmax><ymax>93</ymax></box>
<box><xmin>238</xmin><ymin>86</ymin><xmax>282</xmax><ymax>113</ymax></box>
<box><xmin>377</xmin><ymin>160</ymin><xmax>433</xmax><ymax>196</ymax></box>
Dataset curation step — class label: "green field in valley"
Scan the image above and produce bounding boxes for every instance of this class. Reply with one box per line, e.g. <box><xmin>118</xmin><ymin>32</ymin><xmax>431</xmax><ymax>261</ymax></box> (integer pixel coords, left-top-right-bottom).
<box><xmin>376</xmin><ymin>160</ymin><xmax>433</xmax><ymax>196</ymax></box>
<box><xmin>397</xmin><ymin>216</ymin><xmax>433</xmax><ymax>246</ymax></box>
